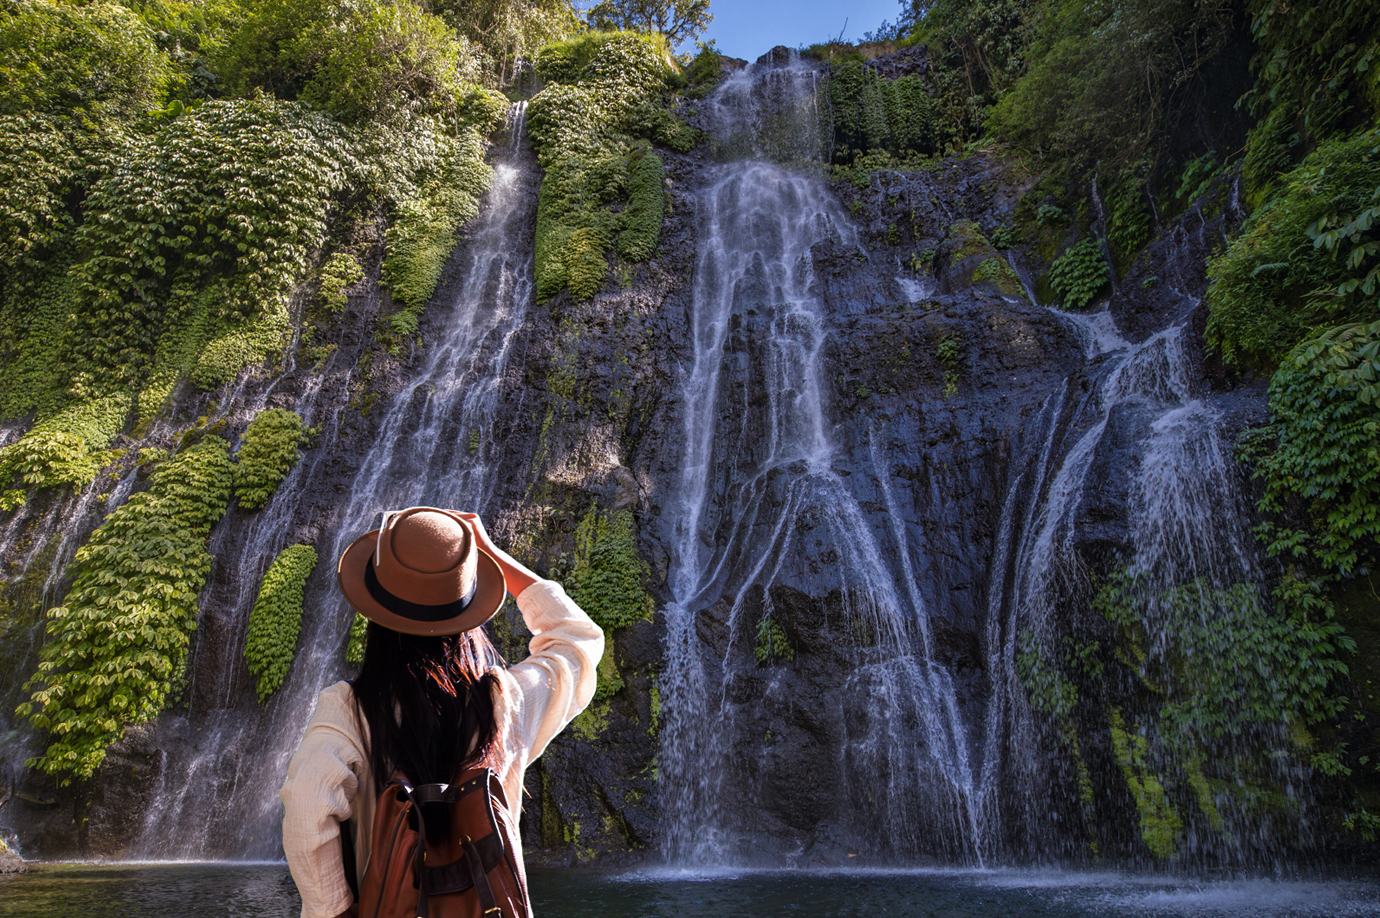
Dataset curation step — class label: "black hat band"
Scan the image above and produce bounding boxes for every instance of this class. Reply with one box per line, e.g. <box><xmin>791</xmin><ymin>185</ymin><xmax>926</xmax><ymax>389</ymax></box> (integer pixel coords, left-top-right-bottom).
<box><xmin>364</xmin><ymin>558</ymin><xmax>478</xmax><ymax>623</ymax></box>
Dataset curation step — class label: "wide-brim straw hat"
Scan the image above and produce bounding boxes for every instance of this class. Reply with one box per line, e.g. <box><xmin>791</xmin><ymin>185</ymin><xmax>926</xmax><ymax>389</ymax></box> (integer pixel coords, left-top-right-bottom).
<box><xmin>337</xmin><ymin>507</ymin><xmax>507</xmax><ymax>636</ymax></box>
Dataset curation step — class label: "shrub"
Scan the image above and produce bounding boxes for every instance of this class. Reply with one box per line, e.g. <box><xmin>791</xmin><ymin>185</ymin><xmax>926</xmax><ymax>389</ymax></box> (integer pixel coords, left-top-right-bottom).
<box><xmin>1249</xmin><ymin>321</ymin><xmax>1380</xmax><ymax>578</ymax></box>
<box><xmin>0</xmin><ymin>0</ymin><xmax>170</xmax><ymax>118</ymax></box>
<box><xmin>380</xmin><ymin>128</ymin><xmax>493</xmax><ymax>311</ymax></box>
<box><xmin>987</xmin><ymin>0</ymin><xmax>1234</xmax><ymax>172</ymax></box>
<box><xmin>233</xmin><ymin>408</ymin><xmax>309</xmax><ymax>510</ymax></box>
<box><xmin>617</xmin><ymin>150</ymin><xmax>664</xmax><ymax>262</ymax></box>
<box><xmin>1094</xmin><ymin>571</ymin><xmax>1350</xmax><ymax>857</ymax></box>
<box><xmin>1098</xmin><ymin>573</ymin><xmax>1349</xmax><ymax>743</ymax></box>
<box><xmin>0</xmin><ymin>394</ymin><xmax>130</xmax><ymax>510</ymax></box>
<box><xmin>18</xmin><ymin>436</ymin><xmax>233</xmax><ymax>781</ymax></box>
<box><xmin>827</xmin><ymin>60</ymin><xmax>941</xmax><ymax>163</ymax></box>
<box><xmin>66</xmin><ymin>98</ymin><xmax>357</xmax><ymax>390</ymax></box>
<box><xmin>754</xmin><ymin>616</ymin><xmax>794</xmax><ymax>664</ymax></box>
<box><xmin>345</xmin><ymin>610</ymin><xmax>368</xmax><ymax>664</ymax></box>
<box><xmin>1207</xmin><ymin>128</ymin><xmax>1380</xmax><ymax>370</ymax></box>
<box><xmin>1047</xmin><ymin>237</ymin><xmax>1108</xmax><ymax>310</ymax></box>
<box><xmin>527</xmin><ymin>31</ymin><xmax>681</xmax><ymax>302</ymax></box>
<box><xmin>215</xmin><ymin>0</ymin><xmax>484</xmax><ymax>125</ymax></box>
<box><xmin>315</xmin><ymin>251</ymin><xmax>364</xmax><ymax>313</ymax></box>
<box><xmin>244</xmin><ymin>544</ymin><xmax>318</xmax><ymax>702</ymax></box>
<box><xmin>1239</xmin><ymin>0</ymin><xmax>1380</xmax><ymax>204</ymax></box>
<box><xmin>0</xmin><ymin>115</ymin><xmax>86</xmax><ymax>277</ymax></box>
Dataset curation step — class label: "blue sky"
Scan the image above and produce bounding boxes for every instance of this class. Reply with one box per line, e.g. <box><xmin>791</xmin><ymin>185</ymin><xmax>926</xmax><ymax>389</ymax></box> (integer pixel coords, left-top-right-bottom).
<box><xmin>692</xmin><ymin>0</ymin><xmax>905</xmax><ymax>61</ymax></box>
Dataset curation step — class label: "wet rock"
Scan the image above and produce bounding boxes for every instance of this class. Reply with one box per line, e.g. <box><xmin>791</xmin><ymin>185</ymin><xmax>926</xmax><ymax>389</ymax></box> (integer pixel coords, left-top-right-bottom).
<box><xmin>0</xmin><ymin>841</ymin><xmax>25</xmax><ymax>873</ymax></box>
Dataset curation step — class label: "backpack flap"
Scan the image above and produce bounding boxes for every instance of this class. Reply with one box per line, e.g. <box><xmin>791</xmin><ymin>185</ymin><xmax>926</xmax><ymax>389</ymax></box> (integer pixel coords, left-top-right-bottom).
<box><xmin>359</xmin><ymin>769</ymin><xmax>530</xmax><ymax>918</ymax></box>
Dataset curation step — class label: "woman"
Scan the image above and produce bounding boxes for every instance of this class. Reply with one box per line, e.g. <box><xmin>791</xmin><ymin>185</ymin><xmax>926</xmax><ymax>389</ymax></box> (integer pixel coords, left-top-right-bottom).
<box><xmin>281</xmin><ymin>507</ymin><xmax>604</xmax><ymax>918</ymax></box>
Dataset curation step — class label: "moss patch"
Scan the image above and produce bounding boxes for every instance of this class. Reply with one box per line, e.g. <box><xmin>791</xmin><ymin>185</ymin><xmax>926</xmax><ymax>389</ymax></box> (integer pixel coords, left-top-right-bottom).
<box><xmin>565</xmin><ymin>507</ymin><xmax>651</xmax><ymax>633</ymax></box>
<box><xmin>1109</xmin><ymin>707</ymin><xmax>1182</xmax><ymax>858</ymax></box>
<box><xmin>972</xmin><ymin>255</ymin><xmax>1025</xmax><ymax>299</ymax></box>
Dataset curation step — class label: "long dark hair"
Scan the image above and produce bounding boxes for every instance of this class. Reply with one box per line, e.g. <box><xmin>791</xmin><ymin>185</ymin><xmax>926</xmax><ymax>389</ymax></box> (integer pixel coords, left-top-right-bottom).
<box><xmin>351</xmin><ymin>621</ymin><xmax>505</xmax><ymax>796</ymax></box>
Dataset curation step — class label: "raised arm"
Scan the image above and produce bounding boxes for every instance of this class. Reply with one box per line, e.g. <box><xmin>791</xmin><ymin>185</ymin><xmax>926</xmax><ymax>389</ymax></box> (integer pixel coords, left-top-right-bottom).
<box><xmin>455</xmin><ymin>512</ymin><xmax>538</xmax><ymax>596</ymax></box>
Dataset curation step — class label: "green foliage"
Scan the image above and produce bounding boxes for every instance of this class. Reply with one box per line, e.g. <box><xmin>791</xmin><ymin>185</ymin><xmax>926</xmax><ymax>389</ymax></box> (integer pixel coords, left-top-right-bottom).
<box><xmin>66</xmin><ymin>98</ymin><xmax>356</xmax><ymax>390</ymax></box>
<box><xmin>244</xmin><ymin>544</ymin><xmax>318</xmax><ymax>702</ymax></box>
<box><xmin>0</xmin><ymin>115</ymin><xmax>86</xmax><ymax>277</ymax></box>
<box><xmin>233</xmin><ymin>409</ymin><xmax>309</xmax><ymax>510</ymax></box>
<box><xmin>1207</xmin><ymin>129</ymin><xmax>1380</xmax><ymax>369</ymax></box>
<box><xmin>1108</xmin><ymin>707</ymin><xmax>1183</xmax><ymax>858</ymax></box>
<box><xmin>528</xmin><ymin>31</ymin><xmax>680</xmax><ymax>302</ymax></box>
<box><xmin>432</xmin><ymin>0</ymin><xmax>577</xmax><ymax>88</ymax></box>
<box><xmin>987</xmin><ymin>0</ymin><xmax>1235</xmax><ymax>172</ymax></box>
<box><xmin>1107</xmin><ymin>170</ymin><xmax>1152</xmax><ymax>269</ymax></box>
<box><xmin>827</xmin><ymin>60</ymin><xmax>942</xmax><ymax>164</ymax></box>
<box><xmin>1047</xmin><ymin>237</ymin><xmax>1107</xmax><ymax>310</ymax></box>
<box><xmin>1240</xmin><ymin>0</ymin><xmax>1380</xmax><ymax>204</ymax></box>
<box><xmin>1015</xmin><ymin>629</ymin><xmax>1077</xmax><ymax>719</ymax></box>
<box><xmin>190</xmin><ymin>308</ymin><xmax>291</xmax><ymax>388</ymax></box>
<box><xmin>380</xmin><ymin>128</ymin><xmax>494</xmax><ymax>312</ymax></box>
<box><xmin>1096</xmin><ymin>572</ymin><xmax>1350</xmax><ymax>740</ymax></box>
<box><xmin>1035</xmin><ymin>204</ymin><xmax>1066</xmax><ymax>227</ymax></box>
<box><xmin>565</xmin><ymin>506</ymin><xmax>651</xmax><ymax>632</ymax></box>
<box><xmin>586</xmin><ymin>0</ymin><xmax>712</xmax><ymax>48</ymax></box>
<box><xmin>906</xmin><ymin>0</ymin><xmax>1034</xmax><ymax>98</ymax></box>
<box><xmin>989</xmin><ymin>224</ymin><xmax>1017</xmax><ymax>249</ymax></box>
<box><xmin>345</xmin><ymin>610</ymin><xmax>368</xmax><ymax>664</ymax></box>
<box><xmin>972</xmin><ymin>256</ymin><xmax>1024</xmax><ymax>298</ymax></box>
<box><xmin>618</xmin><ymin>150</ymin><xmax>664</xmax><ymax>262</ymax></box>
<box><xmin>592</xmin><ymin>634</ymin><xmax>624</xmax><ymax>701</ymax></box>
<box><xmin>946</xmin><ymin>219</ymin><xmax>991</xmax><ymax>260</ymax></box>
<box><xmin>1248</xmin><ymin>322</ymin><xmax>1380</xmax><ymax>578</ymax></box>
<box><xmin>316</xmin><ymin>251</ymin><xmax>363</xmax><ymax>313</ymax></box>
<box><xmin>0</xmin><ymin>0</ymin><xmax>171</xmax><ymax>118</ymax></box>
<box><xmin>683</xmin><ymin>40</ymin><xmax>723</xmax><ymax>98</ymax></box>
<box><xmin>935</xmin><ymin>334</ymin><xmax>961</xmax><ymax>367</ymax></box>
<box><xmin>17</xmin><ymin>436</ymin><xmax>232</xmax><ymax>781</ymax></box>
<box><xmin>754</xmin><ymin>616</ymin><xmax>793</xmax><ymax>664</ymax></box>
<box><xmin>0</xmin><ymin>394</ymin><xmax>130</xmax><ymax>511</ymax></box>
<box><xmin>1087</xmin><ymin>568</ymin><xmax>1353</xmax><ymax>857</ymax></box>
<box><xmin>215</xmin><ymin>0</ymin><xmax>484</xmax><ymax>125</ymax></box>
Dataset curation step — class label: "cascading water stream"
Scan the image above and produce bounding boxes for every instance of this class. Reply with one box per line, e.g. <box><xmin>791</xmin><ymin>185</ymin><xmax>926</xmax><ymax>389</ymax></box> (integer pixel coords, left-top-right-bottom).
<box><xmin>659</xmin><ymin>55</ymin><xmax>980</xmax><ymax>867</ymax></box>
<box><xmin>975</xmin><ymin>313</ymin><xmax>1267</xmax><ymax>861</ymax></box>
<box><xmin>131</xmin><ymin>108</ymin><xmax>537</xmax><ymax>858</ymax></box>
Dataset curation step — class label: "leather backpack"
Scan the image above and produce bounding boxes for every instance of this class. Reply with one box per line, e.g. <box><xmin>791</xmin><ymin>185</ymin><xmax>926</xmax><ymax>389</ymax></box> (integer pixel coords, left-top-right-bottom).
<box><xmin>344</xmin><ymin>767</ymin><xmax>531</xmax><ymax>918</ymax></box>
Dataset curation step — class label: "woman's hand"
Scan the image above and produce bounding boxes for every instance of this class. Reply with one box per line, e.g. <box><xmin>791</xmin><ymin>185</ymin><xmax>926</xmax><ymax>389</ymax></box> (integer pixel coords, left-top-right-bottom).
<box><xmin>455</xmin><ymin>512</ymin><xmax>539</xmax><ymax>596</ymax></box>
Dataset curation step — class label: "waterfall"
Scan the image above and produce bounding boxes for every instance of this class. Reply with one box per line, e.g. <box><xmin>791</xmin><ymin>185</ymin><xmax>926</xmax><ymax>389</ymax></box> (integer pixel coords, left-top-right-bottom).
<box><xmin>976</xmin><ymin>311</ymin><xmax>1271</xmax><ymax>862</ymax></box>
<box><xmin>131</xmin><ymin>107</ymin><xmax>537</xmax><ymax>858</ymax></box>
<box><xmin>659</xmin><ymin>56</ymin><xmax>980</xmax><ymax>867</ymax></box>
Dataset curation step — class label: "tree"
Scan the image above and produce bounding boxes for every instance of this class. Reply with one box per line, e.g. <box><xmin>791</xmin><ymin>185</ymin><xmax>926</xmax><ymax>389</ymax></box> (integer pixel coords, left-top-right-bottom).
<box><xmin>586</xmin><ymin>0</ymin><xmax>711</xmax><ymax>49</ymax></box>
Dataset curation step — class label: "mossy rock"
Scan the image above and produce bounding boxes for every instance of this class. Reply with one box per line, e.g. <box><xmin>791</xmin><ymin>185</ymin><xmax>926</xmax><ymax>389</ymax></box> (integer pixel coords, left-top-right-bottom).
<box><xmin>946</xmin><ymin>220</ymin><xmax>992</xmax><ymax>261</ymax></box>
<box><xmin>972</xmin><ymin>256</ymin><xmax>1026</xmax><ymax>300</ymax></box>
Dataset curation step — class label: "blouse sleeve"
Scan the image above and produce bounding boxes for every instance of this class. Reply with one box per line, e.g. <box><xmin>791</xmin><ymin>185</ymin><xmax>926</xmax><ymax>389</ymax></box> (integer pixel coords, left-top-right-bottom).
<box><xmin>280</xmin><ymin>682</ymin><xmax>365</xmax><ymax>918</ymax></box>
<box><xmin>504</xmin><ymin>580</ymin><xmax>605</xmax><ymax>767</ymax></box>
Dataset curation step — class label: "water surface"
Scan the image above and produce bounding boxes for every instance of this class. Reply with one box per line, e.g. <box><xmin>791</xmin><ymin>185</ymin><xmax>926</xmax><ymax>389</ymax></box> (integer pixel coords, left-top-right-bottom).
<box><xmin>1</xmin><ymin>865</ymin><xmax>1377</xmax><ymax>917</ymax></box>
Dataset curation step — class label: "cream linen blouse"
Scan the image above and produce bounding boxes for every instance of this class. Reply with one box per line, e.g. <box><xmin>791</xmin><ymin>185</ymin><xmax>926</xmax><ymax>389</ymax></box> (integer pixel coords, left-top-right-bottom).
<box><xmin>279</xmin><ymin>579</ymin><xmax>604</xmax><ymax>918</ymax></box>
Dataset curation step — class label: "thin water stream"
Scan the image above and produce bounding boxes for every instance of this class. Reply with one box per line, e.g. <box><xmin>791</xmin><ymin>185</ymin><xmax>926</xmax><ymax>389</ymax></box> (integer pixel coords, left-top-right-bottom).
<box><xmin>128</xmin><ymin>108</ymin><xmax>537</xmax><ymax>858</ymax></box>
